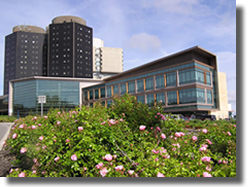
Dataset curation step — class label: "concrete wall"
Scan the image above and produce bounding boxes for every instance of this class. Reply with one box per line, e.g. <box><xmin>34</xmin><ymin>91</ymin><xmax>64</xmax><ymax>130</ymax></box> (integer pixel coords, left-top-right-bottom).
<box><xmin>210</xmin><ymin>72</ymin><xmax>229</xmax><ymax>119</ymax></box>
<box><xmin>93</xmin><ymin>47</ymin><xmax>123</xmax><ymax>74</ymax></box>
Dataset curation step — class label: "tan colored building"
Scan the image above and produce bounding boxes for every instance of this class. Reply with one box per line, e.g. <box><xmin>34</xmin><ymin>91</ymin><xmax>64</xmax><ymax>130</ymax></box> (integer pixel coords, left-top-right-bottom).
<box><xmin>93</xmin><ymin>38</ymin><xmax>123</xmax><ymax>79</ymax></box>
<box><xmin>210</xmin><ymin>72</ymin><xmax>229</xmax><ymax>119</ymax></box>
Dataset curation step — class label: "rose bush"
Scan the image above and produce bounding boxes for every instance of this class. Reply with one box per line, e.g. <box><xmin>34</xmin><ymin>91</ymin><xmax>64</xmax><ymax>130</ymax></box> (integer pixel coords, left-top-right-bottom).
<box><xmin>3</xmin><ymin>94</ymin><xmax>236</xmax><ymax>177</ymax></box>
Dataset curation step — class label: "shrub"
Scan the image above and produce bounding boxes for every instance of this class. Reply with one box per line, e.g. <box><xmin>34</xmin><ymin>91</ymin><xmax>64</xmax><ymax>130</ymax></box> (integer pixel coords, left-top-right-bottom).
<box><xmin>4</xmin><ymin>95</ymin><xmax>236</xmax><ymax>177</ymax></box>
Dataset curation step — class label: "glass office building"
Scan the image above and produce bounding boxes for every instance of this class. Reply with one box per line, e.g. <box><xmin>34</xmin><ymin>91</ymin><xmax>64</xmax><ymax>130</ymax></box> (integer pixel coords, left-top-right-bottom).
<box><xmin>11</xmin><ymin>79</ymin><xmax>79</xmax><ymax>116</ymax></box>
<box><xmin>82</xmin><ymin>46</ymin><xmax>220</xmax><ymax>115</ymax></box>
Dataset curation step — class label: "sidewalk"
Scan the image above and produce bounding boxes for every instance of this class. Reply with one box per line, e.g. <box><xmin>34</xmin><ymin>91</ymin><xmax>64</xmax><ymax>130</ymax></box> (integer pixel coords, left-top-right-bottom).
<box><xmin>0</xmin><ymin>123</ymin><xmax>14</xmax><ymax>151</ymax></box>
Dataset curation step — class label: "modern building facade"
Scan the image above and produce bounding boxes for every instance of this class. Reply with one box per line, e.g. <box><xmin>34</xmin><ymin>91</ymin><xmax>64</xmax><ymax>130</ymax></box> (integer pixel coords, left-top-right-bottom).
<box><xmin>82</xmin><ymin>46</ymin><xmax>226</xmax><ymax>118</ymax></box>
<box><xmin>48</xmin><ymin>16</ymin><xmax>93</xmax><ymax>78</ymax></box>
<box><xmin>93</xmin><ymin>38</ymin><xmax>123</xmax><ymax>79</ymax></box>
<box><xmin>4</xmin><ymin>25</ymin><xmax>47</xmax><ymax>95</ymax></box>
<box><xmin>8</xmin><ymin>76</ymin><xmax>102</xmax><ymax>117</ymax></box>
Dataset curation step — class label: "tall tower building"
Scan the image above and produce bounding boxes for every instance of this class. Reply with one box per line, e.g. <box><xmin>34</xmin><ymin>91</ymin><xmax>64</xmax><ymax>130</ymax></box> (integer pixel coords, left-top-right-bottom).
<box><xmin>48</xmin><ymin>16</ymin><xmax>93</xmax><ymax>78</ymax></box>
<box><xmin>4</xmin><ymin>25</ymin><xmax>47</xmax><ymax>95</ymax></box>
<box><xmin>93</xmin><ymin>38</ymin><xmax>123</xmax><ymax>79</ymax></box>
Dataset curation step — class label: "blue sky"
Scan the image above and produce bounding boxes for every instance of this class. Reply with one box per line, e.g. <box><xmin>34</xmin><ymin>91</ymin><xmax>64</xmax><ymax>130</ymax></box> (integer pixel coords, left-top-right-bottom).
<box><xmin>0</xmin><ymin>0</ymin><xmax>236</xmax><ymax>111</ymax></box>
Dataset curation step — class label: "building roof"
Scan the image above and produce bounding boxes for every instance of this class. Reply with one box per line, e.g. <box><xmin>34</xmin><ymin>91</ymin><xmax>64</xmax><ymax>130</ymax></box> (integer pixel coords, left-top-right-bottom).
<box><xmin>10</xmin><ymin>76</ymin><xmax>104</xmax><ymax>83</ymax></box>
<box><xmin>104</xmin><ymin>45</ymin><xmax>216</xmax><ymax>81</ymax></box>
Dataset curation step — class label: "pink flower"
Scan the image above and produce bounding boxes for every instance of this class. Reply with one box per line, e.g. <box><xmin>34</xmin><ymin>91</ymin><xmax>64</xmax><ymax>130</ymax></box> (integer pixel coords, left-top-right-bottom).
<box><xmin>18</xmin><ymin>172</ymin><xmax>26</xmax><ymax>177</ymax></box>
<box><xmin>38</xmin><ymin>123</ymin><xmax>42</xmax><ymax>127</ymax></box>
<box><xmin>109</xmin><ymin>119</ymin><xmax>116</xmax><ymax>125</ymax></box>
<box><xmin>57</xmin><ymin>112</ymin><xmax>61</xmax><ymax>115</ymax></box>
<box><xmin>160</xmin><ymin>114</ymin><xmax>166</xmax><ymax>120</ymax></box>
<box><xmin>54</xmin><ymin>157</ymin><xmax>60</xmax><ymax>162</ymax></box>
<box><xmin>199</xmin><ymin>147</ymin><xmax>206</xmax><ymax>152</ymax></box>
<box><xmin>42</xmin><ymin>171</ymin><xmax>46</xmax><ymax>175</ymax></box>
<box><xmin>66</xmin><ymin>139</ymin><xmax>70</xmax><ymax>143</ymax></box>
<box><xmin>179</xmin><ymin>132</ymin><xmax>185</xmax><ymax>136</ymax></box>
<box><xmin>206</xmin><ymin>139</ymin><xmax>212</xmax><ymax>145</ymax></box>
<box><xmin>2</xmin><ymin>141</ymin><xmax>5</xmax><ymax>146</ymax></box>
<box><xmin>113</xmin><ymin>155</ymin><xmax>117</xmax><ymax>159</ymax></box>
<box><xmin>218</xmin><ymin>160</ymin><xmax>222</xmax><ymax>164</ymax></box>
<box><xmin>20</xmin><ymin>147</ymin><xmax>27</xmax><ymax>154</ymax></box>
<box><xmin>44</xmin><ymin>116</ymin><xmax>48</xmax><ymax>119</ymax></box>
<box><xmin>78</xmin><ymin>126</ymin><xmax>83</xmax><ymax>131</ymax></box>
<box><xmin>223</xmin><ymin>160</ymin><xmax>228</xmax><ymax>164</ymax></box>
<box><xmin>33</xmin><ymin>158</ymin><xmax>37</xmax><ymax>163</ymax></box>
<box><xmin>128</xmin><ymin>170</ymin><xmax>134</xmax><ymax>175</ymax></box>
<box><xmin>42</xmin><ymin>145</ymin><xmax>47</xmax><ymax>149</ymax></box>
<box><xmin>139</xmin><ymin>125</ymin><xmax>146</xmax><ymax>131</ymax></box>
<box><xmin>32</xmin><ymin>170</ymin><xmax>36</xmax><ymax>174</ymax></box>
<box><xmin>157</xmin><ymin>172</ymin><xmax>165</xmax><ymax>177</ymax></box>
<box><xmin>115</xmin><ymin>165</ymin><xmax>124</xmax><ymax>171</ymax></box>
<box><xmin>120</xmin><ymin>119</ymin><xmax>124</xmax><ymax>122</ymax></box>
<box><xmin>57</xmin><ymin>121</ymin><xmax>61</xmax><ymax>125</ymax></box>
<box><xmin>201</xmin><ymin>156</ymin><xmax>211</xmax><ymax>162</ymax></box>
<box><xmin>175</xmin><ymin>132</ymin><xmax>181</xmax><ymax>137</ymax></box>
<box><xmin>155</xmin><ymin>158</ymin><xmax>159</xmax><ymax>162</ymax></box>
<box><xmin>155</xmin><ymin>115</ymin><xmax>158</xmax><ymax>118</ymax></box>
<box><xmin>83</xmin><ymin>167</ymin><xmax>87</xmax><ymax>171</ymax></box>
<box><xmin>104</xmin><ymin>154</ymin><xmax>113</xmax><ymax>161</ymax></box>
<box><xmin>203</xmin><ymin>172</ymin><xmax>212</xmax><ymax>177</ymax></box>
<box><xmin>101</xmin><ymin>121</ymin><xmax>106</xmax><ymax>125</ymax></box>
<box><xmin>206</xmin><ymin>166</ymin><xmax>212</xmax><ymax>172</ymax></box>
<box><xmin>152</xmin><ymin>149</ymin><xmax>159</xmax><ymax>154</ymax></box>
<box><xmin>234</xmin><ymin>125</ymin><xmax>236</xmax><ymax>128</ymax></box>
<box><xmin>227</xmin><ymin>132</ymin><xmax>231</xmax><ymax>136</ymax></box>
<box><xmin>192</xmin><ymin>136</ymin><xmax>198</xmax><ymax>141</ymax></box>
<box><xmin>12</xmin><ymin>133</ymin><xmax>18</xmax><ymax>139</ymax></box>
<box><xmin>157</xmin><ymin>113</ymin><xmax>160</xmax><ymax>115</ymax></box>
<box><xmin>100</xmin><ymin>167</ymin><xmax>108</xmax><ymax>177</ymax></box>
<box><xmin>33</xmin><ymin>116</ymin><xmax>37</xmax><ymax>120</ymax></box>
<box><xmin>161</xmin><ymin>133</ymin><xmax>166</xmax><ymax>139</ymax></box>
<box><xmin>172</xmin><ymin>148</ymin><xmax>176</xmax><ymax>151</ymax></box>
<box><xmin>156</xmin><ymin>126</ymin><xmax>161</xmax><ymax>132</ymax></box>
<box><xmin>96</xmin><ymin>162</ymin><xmax>104</xmax><ymax>169</ymax></box>
<box><xmin>39</xmin><ymin>136</ymin><xmax>44</xmax><ymax>141</ymax></box>
<box><xmin>202</xmin><ymin>129</ymin><xmax>208</xmax><ymax>133</ymax></box>
<box><xmin>19</xmin><ymin>124</ymin><xmax>24</xmax><ymax>129</ymax></box>
<box><xmin>9</xmin><ymin>169</ymin><xmax>13</xmax><ymax>173</ymax></box>
<box><xmin>202</xmin><ymin>144</ymin><xmax>208</xmax><ymax>148</ymax></box>
<box><xmin>71</xmin><ymin>154</ymin><xmax>77</xmax><ymax>161</ymax></box>
<box><xmin>31</xmin><ymin>125</ymin><xmax>37</xmax><ymax>129</ymax></box>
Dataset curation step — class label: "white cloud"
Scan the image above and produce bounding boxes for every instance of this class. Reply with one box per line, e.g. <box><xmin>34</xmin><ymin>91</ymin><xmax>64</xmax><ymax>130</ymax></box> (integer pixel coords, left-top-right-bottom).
<box><xmin>127</xmin><ymin>33</ymin><xmax>161</xmax><ymax>52</ymax></box>
<box><xmin>227</xmin><ymin>90</ymin><xmax>236</xmax><ymax>103</ymax></box>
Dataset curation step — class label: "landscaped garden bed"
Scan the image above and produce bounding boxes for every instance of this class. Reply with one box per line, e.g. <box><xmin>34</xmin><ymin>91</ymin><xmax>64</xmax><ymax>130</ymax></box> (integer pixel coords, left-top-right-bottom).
<box><xmin>2</xmin><ymin>94</ymin><xmax>236</xmax><ymax>177</ymax></box>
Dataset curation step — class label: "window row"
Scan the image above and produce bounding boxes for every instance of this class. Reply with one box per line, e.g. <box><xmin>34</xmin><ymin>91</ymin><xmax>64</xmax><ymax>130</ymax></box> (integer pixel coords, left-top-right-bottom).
<box><xmin>85</xmin><ymin>89</ymin><xmax>213</xmax><ymax>107</ymax></box>
<box><xmin>84</xmin><ymin>87</ymin><xmax>213</xmax><ymax>106</ymax></box>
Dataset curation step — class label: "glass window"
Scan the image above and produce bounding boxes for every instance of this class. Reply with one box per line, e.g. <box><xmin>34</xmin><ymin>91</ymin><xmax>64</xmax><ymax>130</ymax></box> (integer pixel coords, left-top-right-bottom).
<box><xmin>195</xmin><ymin>69</ymin><xmax>204</xmax><ymax>84</ymax></box>
<box><xmin>89</xmin><ymin>90</ymin><xmax>93</xmax><ymax>100</ymax></box>
<box><xmin>145</xmin><ymin>77</ymin><xmax>154</xmax><ymax>90</ymax></box>
<box><xmin>136</xmin><ymin>95</ymin><xmax>145</xmax><ymax>103</ymax></box>
<box><xmin>107</xmin><ymin>100</ymin><xmax>112</xmax><ymax>107</ymax></box>
<box><xmin>146</xmin><ymin>94</ymin><xmax>154</xmax><ymax>106</ymax></box>
<box><xmin>90</xmin><ymin>103</ymin><xmax>93</xmax><ymax>107</ymax></box>
<box><xmin>84</xmin><ymin>91</ymin><xmax>88</xmax><ymax>101</ymax></box>
<box><xmin>166</xmin><ymin>72</ymin><xmax>176</xmax><ymax>87</ymax></box>
<box><xmin>196</xmin><ymin>88</ymin><xmax>205</xmax><ymax>103</ymax></box>
<box><xmin>206</xmin><ymin>72</ymin><xmax>211</xmax><ymax>85</ymax></box>
<box><xmin>101</xmin><ymin>101</ymin><xmax>105</xmax><ymax>106</ymax></box>
<box><xmin>137</xmin><ymin>79</ymin><xmax>144</xmax><ymax>92</ymax></box>
<box><xmin>107</xmin><ymin>86</ymin><xmax>112</xmax><ymax>97</ymax></box>
<box><xmin>120</xmin><ymin>83</ymin><xmax>126</xmax><ymax>95</ymax></box>
<box><xmin>113</xmin><ymin>85</ymin><xmax>119</xmax><ymax>95</ymax></box>
<box><xmin>128</xmin><ymin>81</ymin><xmax>135</xmax><ymax>94</ymax></box>
<box><xmin>167</xmin><ymin>91</ymin><xmax>177</xmax><ymax>105</ymax></box>
<box><xmin>207</xmin><ymin>90</ymin><xmax>212</xmax><ymax>104</ymax></box>
<box><xmin>100</xmin><ymin>88</ymin><xmax>105</xmax><ymax>98</ymax></box>
<box><xmin>178</xmin><ymin>69</ymin><xmax>195</xmax><ymax>85</ymax></box>
<box><xmin>156</xmin><ymin>92</ymin><xmax>165</xmax><ymax>105</ymax></box>
<box><xmin>95</xmin><ymin>89</ymin><xmax>99</xmax><ymax>99</ymax></box>
<box><xmin>156</xmin><ymin>74</ymin><xmax>165</xmax><ymax>89</ymax></box>
<box><xmin>179</xmin><ymin>88</ymin><xmax>196</xmax><ymax>104</ymax></box>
